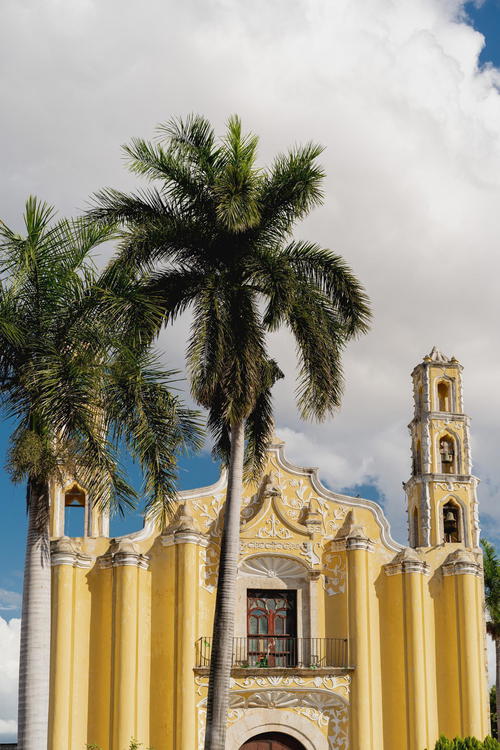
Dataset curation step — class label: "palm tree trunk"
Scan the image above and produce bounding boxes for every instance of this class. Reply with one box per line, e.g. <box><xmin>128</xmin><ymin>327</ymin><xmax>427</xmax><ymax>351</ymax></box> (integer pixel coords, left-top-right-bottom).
<box><xmin>204</xmin><ymin>419</ymin><xmax>245</xmax><ymax>750</ymax></box>
<box><xmin>496</xmin><ymin>636</ymin><xmax>500</xmax><ymax>737</ymax></box>
<box><xmin>17</xmin><ymin>479</ymin><xmax>51</xmax><ymax>750</ymax></box>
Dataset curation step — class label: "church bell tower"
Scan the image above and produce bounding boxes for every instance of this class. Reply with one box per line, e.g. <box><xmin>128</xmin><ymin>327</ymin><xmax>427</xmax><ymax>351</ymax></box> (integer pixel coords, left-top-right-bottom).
<box><xmin>404</xmin><ymin>347</ymin><xmax>480</xmax><ymax>549</ymax></box>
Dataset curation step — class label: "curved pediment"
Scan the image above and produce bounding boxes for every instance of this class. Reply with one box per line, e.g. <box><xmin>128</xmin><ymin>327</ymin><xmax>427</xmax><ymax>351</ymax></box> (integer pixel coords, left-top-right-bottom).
<box><xmin>125</xmin><ymin>435</ymin><xmax>401</xmax><ymax>553</ymax></box>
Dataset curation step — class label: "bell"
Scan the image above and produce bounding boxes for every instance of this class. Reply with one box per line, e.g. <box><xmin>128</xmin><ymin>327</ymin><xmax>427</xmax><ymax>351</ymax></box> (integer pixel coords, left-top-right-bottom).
<box><xmin>444</xmin><ymin>509</ymin><xmax>458</xmax><ymax>536</ymax></box>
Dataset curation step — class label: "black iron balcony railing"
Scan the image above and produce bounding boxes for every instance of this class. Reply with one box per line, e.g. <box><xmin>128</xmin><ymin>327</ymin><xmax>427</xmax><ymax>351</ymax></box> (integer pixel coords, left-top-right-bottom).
<box><xmin>195</xmin><ymin>636</ymin><xmax>349</xmax><ymax>669</ymax></box>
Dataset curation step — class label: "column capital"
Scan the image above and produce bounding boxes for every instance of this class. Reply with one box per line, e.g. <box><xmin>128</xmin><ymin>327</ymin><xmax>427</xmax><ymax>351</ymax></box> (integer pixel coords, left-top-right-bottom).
<box><xmin>442</xmin><ymin>548</ymin><xmax>481</xmax><ymax>577</ymax></box>
<box><xmin>51</xmin><ymin>536</ymin><xmax>93</xmax><ymax>568</ymax></box>
<box><xmin>384</xmin><ymin>547</ymin><xmax>429</xmax><ymax>576</ymax></box>
<box><xmin>99</xmin><ymin>538</ymin><xmax>149</xmax><ymax>569</ymax></box>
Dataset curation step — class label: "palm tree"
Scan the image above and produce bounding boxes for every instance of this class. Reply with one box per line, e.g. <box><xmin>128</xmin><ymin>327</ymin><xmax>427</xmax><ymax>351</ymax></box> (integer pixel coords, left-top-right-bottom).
<box><xmin>481</xmin><ymin>539</ymin><xmax>500</xmax><ymax>735</ymax></box>
<box><xmin>0</xmin><ymin>198</ymin><xmax>201</xmax><ymax>750</ymax></box>
<box><xmin>89</xmin><ymin>114</ymin><xmax>371</xmax><ymax>750</ymax></box>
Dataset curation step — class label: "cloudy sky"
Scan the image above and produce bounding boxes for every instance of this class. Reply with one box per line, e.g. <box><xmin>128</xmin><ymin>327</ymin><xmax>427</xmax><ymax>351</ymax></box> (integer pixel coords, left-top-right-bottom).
<box><xmin>1</xmin><ymin>0</ymin><xmax>500</xmax><ymax>739</ymax></box>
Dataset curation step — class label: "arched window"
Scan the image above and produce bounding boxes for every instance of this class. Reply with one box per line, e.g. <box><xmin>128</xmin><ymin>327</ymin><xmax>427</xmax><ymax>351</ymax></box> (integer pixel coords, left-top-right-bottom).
<box><xmin>439</xmin><ymin>435</ymin><xmax>456</xmax><ymax>474</ymax></box>
<box><xmin>442</xmin><ymin>501</ymin><xmax>461</xmax><ymax>543</ymax></box>
<box><xmin>412</xmin><ymin>507</ymin><xmax>420</xmax><ymax>547</ymax></box>
<box><xmin>64</xmin><ymin>484</ymin><xmax>86</xmax><ymax>537</ymax></box>
<box><xmin>437</xmin><ymin>381</ymin><xmax>452</xmax><ymax>412</ymax></box>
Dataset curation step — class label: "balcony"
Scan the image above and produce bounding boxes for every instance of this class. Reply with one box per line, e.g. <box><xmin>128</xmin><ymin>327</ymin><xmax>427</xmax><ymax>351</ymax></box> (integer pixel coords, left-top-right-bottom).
<box><xmin>195</xmin><ymin>636</ymin><xmax>350</xmax><ymax>672</ymax></box>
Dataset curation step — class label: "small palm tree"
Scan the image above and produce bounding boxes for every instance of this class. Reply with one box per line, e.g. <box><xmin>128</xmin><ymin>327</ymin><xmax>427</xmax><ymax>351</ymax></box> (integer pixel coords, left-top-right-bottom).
<box><xmin>89</xmin><ymin>114</ymin><xmax>371</xmax><ymax>749</ymax></box>
<box><xmin>0</xmin><ymin>198</ymin><xmax>201</xmax><ymax>750</ymax></box>
<box><xmin>481</xmin><ymin>539</ymin><xmax>500</xmax><ymax>735</ymax></box>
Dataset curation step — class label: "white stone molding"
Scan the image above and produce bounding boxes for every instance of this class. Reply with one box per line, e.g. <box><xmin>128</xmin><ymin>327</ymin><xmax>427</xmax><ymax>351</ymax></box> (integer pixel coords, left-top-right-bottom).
<box><xmin>384</xmin><ymin>547</ymin><xmax>430</xmax><ymax>576</ymax></box>
<box><xmin>442</xmin><ymin>549</ymin><xmax>481</xmax><ymax>577</ymax></box>
<box><xmin>98</xmin><ymin>538</ymin><xmax>150</xmax><ymax>569</ymax></box>
<box><xmin>225</xmin><ymin>709</ymin><xmax>327</xmax><ymax>750</ymax></box>
<box><xmin>422</xmin><ymin>364</ymin><xmax>431</xmax><ymax>413</ymax></box>
<box><xmin>422</xmin><ymin>416</ymin><xmax>431</xmax><ymax>473</ymax></box>
<box><xmin>239</xmin><ymin>555</ymin><xmax>308</xmax><ymax>580</ymax></box>
<box><xmin>420</xmin><ymin>481</ymin><xmax>431</xmax><ymax>547</ymax></box>
<box><xmin>50</xmin><ymin>537</ymin><xmax>93</xmax><ymax>568</ymax></box>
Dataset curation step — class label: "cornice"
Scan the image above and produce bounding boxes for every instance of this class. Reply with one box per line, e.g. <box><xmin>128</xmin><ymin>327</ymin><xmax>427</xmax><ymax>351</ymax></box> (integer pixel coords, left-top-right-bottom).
<box><xmin>50</xmin><ymin>537</ymin><xmax>93</xmax><ymax>569</ymax></box>
<box><xmin>384</xmin><ymin>548</ymin><xmax>430</xmax><ymax>576</ymax></box>
<box><xmin>98</xmin><ymin>538</ymin><xmax>149</xmax><ymax>570</ymax></box>
<box><xmin>442</xmin><ymin>549</ymin><xmax>482</xmax><ymax>577</ymax></box>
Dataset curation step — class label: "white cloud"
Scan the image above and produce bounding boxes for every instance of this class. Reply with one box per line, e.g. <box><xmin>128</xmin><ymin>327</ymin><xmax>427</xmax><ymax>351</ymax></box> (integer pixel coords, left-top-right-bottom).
<box><xmin>0</xmin><ymin>617</ymin><xmax>20</xmax><ymax>742</ymax></box>
<box><xmin>0</xmin><ymin>589</ymin><xmax>22</xmax><ymax>613</ymax></box>
<box><xmin>1</xmin><ymin>0</ymin><xmax>500</xmax><ymax>549</ymax></box>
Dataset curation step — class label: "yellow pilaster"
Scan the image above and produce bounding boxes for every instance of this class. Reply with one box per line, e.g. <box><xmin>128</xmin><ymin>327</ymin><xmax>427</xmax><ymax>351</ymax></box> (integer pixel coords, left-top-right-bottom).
<box><xmin>87</xmin><ymin>563</ymin><xmax>113</xmax><ymax>749</ymax></box>
<box><xmin>136</xmin><ymin>566</ymin><xmax>151</xmax><ymax>746</ymax></box>
<box><xmin>70</xmin><ymin>567</ymin><xmax>92</xmax><ymax>747</ymax></box>
<box><xmin>150</xmin><ymin>537</ymin><xmax>176</xmax><ymax>750</ymax></box>
<box><xmin>448</xmin><ymin>552</ymin><xmax>484</xmax><ymax>737</ymax></box>
<box><xmin>48</xmin><ymin>550</ymin><xmax>75</xmax><ymax>750</ymax></box>
<box><xmin>404</xmin><ymin>564</ymin><xmax>429</xmax><ymax>750</ymax></box>
<box><xmin>111</xmin><ymin>542</ymin><xmax>149</xmax><ymax>750</ymax></box>
<box><xmin>347</xmin><ymin>533</ymin><xmax>373</xmax><ymax>750</ymax></box>
<box><xmin>174</xmin><ymin>528</ymin><xmax>201</xmax><ymax>750</ymax></box>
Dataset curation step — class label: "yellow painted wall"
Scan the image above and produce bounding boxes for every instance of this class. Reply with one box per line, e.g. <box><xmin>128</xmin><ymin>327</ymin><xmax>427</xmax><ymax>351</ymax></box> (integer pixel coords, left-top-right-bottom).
<box><xmin>47</xmin><ymin>351</ymin><xmax>489</xmax><ymax>750</ymax></box>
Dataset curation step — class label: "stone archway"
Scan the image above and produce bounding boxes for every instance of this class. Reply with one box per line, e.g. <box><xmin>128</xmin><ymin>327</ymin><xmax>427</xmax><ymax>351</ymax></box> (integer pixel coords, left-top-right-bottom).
<box><xmin>240</xmin><ymin>731</ymin><xmax>307</xmax><ymax>749</ymax></box>
<box><xmin>226</xmin><ymin>709</ymin><xmax>327</xmax><ymax>750</ymax></box>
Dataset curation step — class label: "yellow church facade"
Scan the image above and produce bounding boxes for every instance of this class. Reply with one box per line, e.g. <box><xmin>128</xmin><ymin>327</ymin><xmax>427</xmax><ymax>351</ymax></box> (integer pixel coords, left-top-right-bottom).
<box><xmin>47</xmin><ymin>349</ymin><xmax>490</xmax><ymax>750</ymax></box>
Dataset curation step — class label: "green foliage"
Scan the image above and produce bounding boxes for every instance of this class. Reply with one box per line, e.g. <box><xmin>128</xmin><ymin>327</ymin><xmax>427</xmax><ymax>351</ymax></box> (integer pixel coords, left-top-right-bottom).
<box><xmin>0</xmin><ymin>197</ymin><xmax>202</xmax><ymax>527</ymax></box>
<box><xmin>481</xmin><ymin>539</ymin><xmax>500</xmax><ymax>637</ymax></box>
<box><xmin>491</xmin><ymin>686</ymin><xmax>498</xmax><ymax>740</ymax></box>
<box><xmin>430</xmin><ymin>736</ymin><xmax>500</xmax><ymax>749</ymax></box>
<box><xmin>89</xmin><ymin>114</ymin><xmax>371</xmax><ymax>475</ymax></box>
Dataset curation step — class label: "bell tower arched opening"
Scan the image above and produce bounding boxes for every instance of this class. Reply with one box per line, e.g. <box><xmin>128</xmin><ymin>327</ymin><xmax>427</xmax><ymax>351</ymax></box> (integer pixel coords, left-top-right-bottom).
<box><xmin>64</xmin><ymin>483</ymin><xmax>86</xmax><ymax>537</ymax></box>
<box><xmin>439</xmin><ymin>435</ymin><xmax>456</xmax><ymax>474</ymax></box>
<box><xmin>443</xmin><ymin>500</ymin><xmax>461</xmax><ymax>543</ymax></box>
<box><xmin>437</xmin><ymin>380</ymin><xmax>452</xmax><ymax>412</ymax></box>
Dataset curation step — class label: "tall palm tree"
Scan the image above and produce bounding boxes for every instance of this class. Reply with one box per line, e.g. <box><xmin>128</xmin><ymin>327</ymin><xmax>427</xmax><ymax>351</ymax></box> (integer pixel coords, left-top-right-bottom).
<box><xmin>0</xmin><ymin>198</ymin><xmax>201</xmax><ymax>750</ymax></box>
<box><xmin>481</xmin><ymin>539</ymin><xmax>500</xmax><ymax>734</ymax></box>
<box><xmin>89</xmin><ymin>114</ymin><xmax>371</xmax><ymax>749</ymax></box>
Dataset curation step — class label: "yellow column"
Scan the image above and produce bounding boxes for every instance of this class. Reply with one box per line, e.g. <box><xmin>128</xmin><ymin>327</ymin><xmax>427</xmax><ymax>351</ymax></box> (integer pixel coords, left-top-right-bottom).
<box><xmin>136</xmin><ymin>566</ymin><xmax>151</xmax><ymax>746</ymax></box>
<box><xmin>438</xmin><ymin>571</ymin><xmax>461</xmax><ymax>737</ymax></box>
<box><xmin>48</xmin><ymin>540</ymin><xmax>75</xmax><ymax>750</ymax></box>
<box><xmin>111</xmin><ymin>541</ymin><xmax>148</xmax><ymax>750</ymax></box>
<box><xmin>87</xmin><ymin>562</ymin><xmax>113</xmax><ymax>749</ymax></box>
<box><xmin>404</xmin><ymin>560</ymin><xmax>429</xmax><ymax>750</ymax></box>
<box><xmin>347</xmin><ymin>533</ymin><xmax>373</xmax><ymax>750</ymax></box>
<box><xmin>451</xmin><ymin>553</ymin><xmax>484</xmax><ymax>737</ymax></box>
<box><xmin>150</xmin><ymin>536</ymin><xmax>176</xmax><ymax>750</ymax></box>
<box><xmin>174</xmin><ymin>527</ymin><xmax>201</xmax><ymax>750</ymax></box>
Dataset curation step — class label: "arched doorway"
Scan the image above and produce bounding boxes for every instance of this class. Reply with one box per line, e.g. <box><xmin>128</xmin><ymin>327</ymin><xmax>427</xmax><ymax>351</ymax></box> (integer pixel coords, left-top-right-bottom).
<box><xmin>240</xmin><ymin>731</ymin><xmax>307</xmax><ymax>750</ymax></box>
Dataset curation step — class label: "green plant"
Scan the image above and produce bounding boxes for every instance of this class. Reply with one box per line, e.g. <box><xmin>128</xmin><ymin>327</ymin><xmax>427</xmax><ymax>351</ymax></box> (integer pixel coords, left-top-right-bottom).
<box><xmin>491</xmin><ymin>686</ymin><xmax>498</xmax><ymax>740</ymax></box>
<box><xmin>481</xmin><ymin>539</ymin><xmax>500</xmax><ymax>736</ymax></box>
<box><xmin>429</xmin><ymin>737</ymin><xmax>500</xmax><ymax>749</ymax></box>
<box><xmin>0</xmin><ymin>197</ymin><xmax>201</xmax><ymax>750</ymax></box>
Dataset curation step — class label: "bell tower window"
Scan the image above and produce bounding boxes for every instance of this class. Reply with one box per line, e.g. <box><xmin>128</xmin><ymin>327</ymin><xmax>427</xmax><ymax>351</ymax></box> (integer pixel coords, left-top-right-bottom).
<box><xmin>443</xmin><ymin>501</ymin><xmax>461</xmax><ymax>543</ymax></box>
<box><xmin>439</xmin><ymin>435</ymin><xmax>456</xmax><ymax>474</ymax></box>
<box><xmin>64</xmin><ymin>484</ymin><xmax>86</xmax><ymax>537</ymax></box>
<box><xmin>437</xmin><ymin>381</ymin><xmax>452</xmax><ymax>412</ymax></box>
